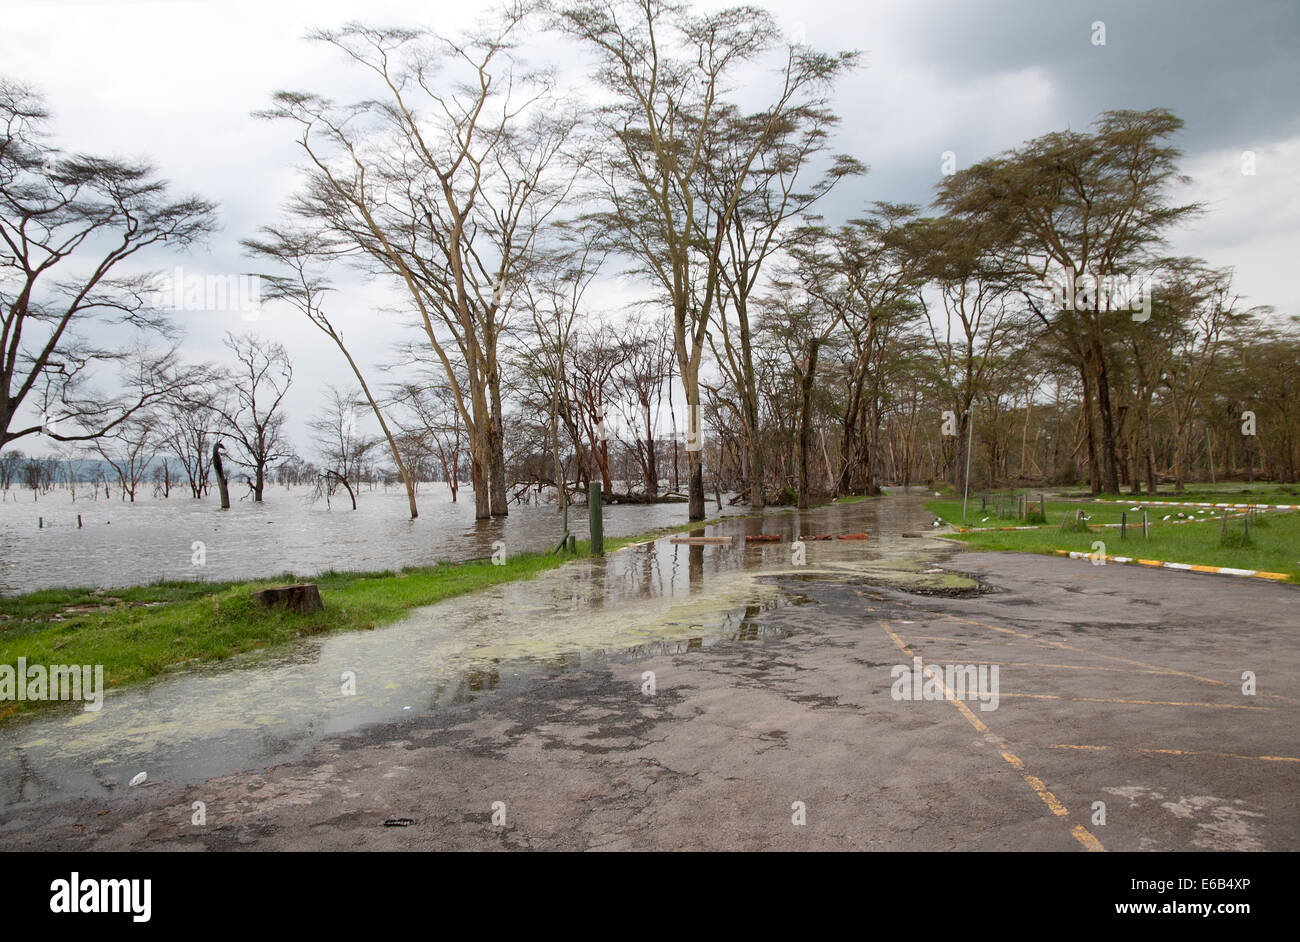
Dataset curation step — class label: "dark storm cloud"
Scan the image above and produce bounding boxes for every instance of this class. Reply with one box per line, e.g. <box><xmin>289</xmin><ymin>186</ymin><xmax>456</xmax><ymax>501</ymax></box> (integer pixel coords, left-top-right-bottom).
<box><xmin>902</xmin><ymin>0</ymin><xmax>1300</xmax><ymax>150</ymax></box>
<box><xmin>806</xmin><ymin>0</ymin><xmax>1300</xmax><ymax>215</ymax></box>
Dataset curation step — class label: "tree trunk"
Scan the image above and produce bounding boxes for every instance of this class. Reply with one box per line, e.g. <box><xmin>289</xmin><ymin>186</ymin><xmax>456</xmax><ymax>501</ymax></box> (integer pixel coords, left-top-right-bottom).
<box><xmin>1092</xmin><ymin>337</ymin><xmax>1120</xmax><ymax>494</ymax></box>
<box><xmin>1079</xmin><ymin>364</ymin><xmax>1100</xmax><ymax>495</ymax></box>
<box><xmin>683</xmin><ymin>368</ymin><xmax>705</xmax><ymax>521</ymax></box>
<box><xmin>488</xmin><ymin>367</ymin><xmax>508</xmax><ymax>517</ymax></box>
<box><xmin>797</xmin><ymin>340</ymin><xmax>820</xmax><ymax>510</ymax></box>
<box><xmin>212</xmin><ymin>444</ymin><xmax>231</xmax><ymax>510</ymax></box>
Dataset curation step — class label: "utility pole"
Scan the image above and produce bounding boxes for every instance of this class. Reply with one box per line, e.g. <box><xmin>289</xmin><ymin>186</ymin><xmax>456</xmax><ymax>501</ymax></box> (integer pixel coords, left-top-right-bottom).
<box><xmin>961</xmin><ymin>406</ymin><xmax>974</xmax><ymax>524</ymax></box>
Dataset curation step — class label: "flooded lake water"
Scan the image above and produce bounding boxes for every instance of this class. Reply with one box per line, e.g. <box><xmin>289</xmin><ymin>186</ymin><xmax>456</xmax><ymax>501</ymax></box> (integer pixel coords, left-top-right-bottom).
<box><xmin>0</xmin><ymin>484</ymin><xmax>747</xmax><ymax>594</ymax></box>
<box><xmin>0</xmin><ymin>491</ymin><xmax>965</xmax><ymax>807</ymax></box>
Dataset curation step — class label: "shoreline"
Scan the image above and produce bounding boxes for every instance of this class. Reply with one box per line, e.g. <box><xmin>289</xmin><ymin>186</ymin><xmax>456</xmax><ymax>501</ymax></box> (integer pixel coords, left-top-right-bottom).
<box><xmin>0</xmin><ymin>493</ymin><xmax>878</xmax><ymax>722</ymax></box>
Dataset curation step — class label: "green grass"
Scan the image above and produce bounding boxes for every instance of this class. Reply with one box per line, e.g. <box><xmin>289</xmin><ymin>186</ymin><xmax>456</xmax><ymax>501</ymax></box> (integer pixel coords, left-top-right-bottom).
<box><xmin>925</xmin><ymin>498</ymin><xmax>1300</xmax><ymax>582</ymax></box>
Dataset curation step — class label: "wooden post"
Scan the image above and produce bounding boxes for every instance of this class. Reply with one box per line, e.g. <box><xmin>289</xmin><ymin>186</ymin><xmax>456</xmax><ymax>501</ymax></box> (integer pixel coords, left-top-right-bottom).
<box><xmin>589</xmin><ymin>482</ymin><xmax>604</xmax><ymax>555</ymax></box>
<box><xmin>1120</xmin><ymin>511</ymin><xmax>1127</xmax><ymax>539</ymax></box>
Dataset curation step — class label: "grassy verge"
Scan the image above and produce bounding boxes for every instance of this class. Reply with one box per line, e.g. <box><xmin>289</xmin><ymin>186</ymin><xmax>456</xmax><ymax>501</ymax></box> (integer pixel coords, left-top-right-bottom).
<box><xmin>926</xmin><ymin>497</ymin><xmax>1300</xmax><ymax>582</ymax></box>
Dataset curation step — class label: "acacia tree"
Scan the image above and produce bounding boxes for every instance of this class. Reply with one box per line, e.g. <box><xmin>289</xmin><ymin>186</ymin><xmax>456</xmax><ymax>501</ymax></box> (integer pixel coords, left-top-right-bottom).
<box><xmin>93</xmin><ymin>411</ymin><xmax>157</xmax><ymax>502</ymax></box>
<box><xmin>390</xmin><ymin>376</ymin><xmax>467</xmax><ymax>502</ymax></box>
<box><xmin>1153</xmin><ymin>262</ymin><xmax>1243</xmax><ymax>492</ymax></box>
<box><xmin>554</xmin><ymin>0</ymin><xmax>857</xmax><ymax>519</ymax></box>
<box><xmin>701</xmin><ymin>101</ymin><xmax>863</xmax><ymax>509</ymax></box>
<box><xmin>612</xmin><ymin>312</ymin><xmax>673</xmax><ymax>496</ymax></box>
<box><xmin>244</xmin><ymin>227</ymin><xmax>421</xmax><ymax>518</ymax></box>
<box><xmin>784</xmin><ymin>204</ymin><xmax>918</xmax><ymax>496</ymax></box>
<box><xmin>0</xmin><ymin>79</ymin><xmax>216</xmax><ymax>450</ymax></box>
<box><xmin>310</xmin><ymin>385</ymin><xmax>376</xmax><ymax>509</ymax></box>
<box><xmin>259</xmin><ymin>10</ymin><xmax>578</xmax><ymax>520</ymax></box>
<box><xmin>159</xmin><ymin>381</ymin><xmax>217</xmax><ymax>498</ymax></box>
<box><xmin>213</xmin><ymin>332</ymin><xmax>293</xmax><ymax>502</ymax></box>
<box><xmin>756</xmin><ymin>278</ymin><xmax>840</xmax><ymax>508</ymax></box>
<box><xmin>937</xmin><ymin>109</ymin><xmax>1200</xmax><ymax>494</ymax></box>
<box><xmin>564</xmin><ymin>316</ymin><xmax>631</xmax><ymax>493</ymax></box>
<box><xmin>517</xmin><ymin>229</ymin><xmax>603</xmax><ymax>543</ymax></box>
<box><xmin>904</xmin><ymin>212</ymin><xmax>1021</xmax><ymax>497</ymax></box>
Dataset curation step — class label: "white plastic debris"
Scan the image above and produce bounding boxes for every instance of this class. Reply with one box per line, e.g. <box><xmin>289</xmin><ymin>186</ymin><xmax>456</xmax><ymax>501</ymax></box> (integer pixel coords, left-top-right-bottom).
<box><xmin>128</xmin><ymin>772</ymin><xmax>147</xmax><ymax>787</ymax></box>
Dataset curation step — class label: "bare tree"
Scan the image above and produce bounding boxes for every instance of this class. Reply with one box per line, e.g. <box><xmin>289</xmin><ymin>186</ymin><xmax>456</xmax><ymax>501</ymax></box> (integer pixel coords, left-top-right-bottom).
<box><xmin>0</xmin><ymin>447</ymin><xmax>23</xmax><ymax>489</ymax></box>
<box><xmin>159</xmin><ymin>383</ymin><xmax>217</xmax><ymax>499</ymax></box>
<box><xmin>212</xmin><ymin>332</ymin><xmax>293</xmax><ymax>502</ymax></box>
<box><xmin>309</xmin><ymin>385</ymin><xmax>377</xmax><ymax>509</ymax></box>
<box><xmin>612</xmin><ymin>312</ymin><xmax>673</xmax><ymax>496</ymax></box>
<box><xmin>94</xmin><ymin>412</ymin><xmax>158</xmax><ymax>503</ymax></box>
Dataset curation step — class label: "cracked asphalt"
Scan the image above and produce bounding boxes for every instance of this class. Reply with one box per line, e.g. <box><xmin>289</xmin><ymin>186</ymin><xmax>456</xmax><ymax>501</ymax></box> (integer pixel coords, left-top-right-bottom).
<box><xmin>1</xmin><ymin>548</ymin><xmax>1295</xmax><ymax>851</ymax></box>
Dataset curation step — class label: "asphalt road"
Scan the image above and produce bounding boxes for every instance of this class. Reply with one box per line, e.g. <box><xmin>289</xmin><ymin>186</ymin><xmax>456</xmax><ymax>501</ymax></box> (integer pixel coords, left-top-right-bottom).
<box><xmin>1</xmin><ymin>549</ymin><xmax>1294</xmax><ymax>851</ymax></box>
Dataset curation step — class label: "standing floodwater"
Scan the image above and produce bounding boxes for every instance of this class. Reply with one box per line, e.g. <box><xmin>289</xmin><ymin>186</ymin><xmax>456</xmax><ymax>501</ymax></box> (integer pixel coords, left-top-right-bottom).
<box><xmin>0</xmin><ymin>484</ymin><xmax>749</xmax><ymax>594</ymax></box>
<box><xmin>0</xmin><ymin>492</ymin><xmax>960</xmax><ymax>806</ymax></box>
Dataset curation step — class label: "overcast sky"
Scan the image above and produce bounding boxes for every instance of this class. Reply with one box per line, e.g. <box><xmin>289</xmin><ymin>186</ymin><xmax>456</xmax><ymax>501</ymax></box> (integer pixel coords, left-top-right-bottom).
<box><xmin>5</xmin><ymin>0</ymin><xmax>1298</xmax><ymax>452</ymax></box>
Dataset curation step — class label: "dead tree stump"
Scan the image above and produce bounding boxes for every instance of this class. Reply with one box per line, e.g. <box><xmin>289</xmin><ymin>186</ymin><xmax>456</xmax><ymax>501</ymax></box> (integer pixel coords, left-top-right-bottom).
<box><xmin>253</xmin><ymin>583</ymin><xmax>323</xmax><ymax>614</ymax></box>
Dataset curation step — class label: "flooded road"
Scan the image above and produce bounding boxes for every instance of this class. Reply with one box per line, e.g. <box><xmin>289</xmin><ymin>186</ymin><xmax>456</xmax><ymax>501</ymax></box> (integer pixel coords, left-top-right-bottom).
<box><xmin>0</xmin><ymin>491</ymin><xmax>962</xmax><ymax>809</ymax></box>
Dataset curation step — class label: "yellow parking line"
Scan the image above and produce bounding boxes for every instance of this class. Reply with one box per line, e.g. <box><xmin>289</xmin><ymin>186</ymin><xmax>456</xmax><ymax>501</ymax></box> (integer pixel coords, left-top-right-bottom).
<box><xmin>997</xmin><ymin>692</ymin><xmax>1276</xmax><ymax>711</ymax></box>
<box><xmin>1050</xmin><ymin>744</ymin><xmax>1300</xmax><ymax>763</ymax></box>
<box><xmin>995</xmin><ymin>661</ymin><xmax>1171</xmax><ymax>676</ymax></box>
<box><xmin>933</xmin><ymin>612</ymin><xmax>1300</xmax><ymax>706</ymax></box>
<box><xmin>878</xmin><ymin>619</ymin><xmax>1104</xmax><ymax>852</ymax></box>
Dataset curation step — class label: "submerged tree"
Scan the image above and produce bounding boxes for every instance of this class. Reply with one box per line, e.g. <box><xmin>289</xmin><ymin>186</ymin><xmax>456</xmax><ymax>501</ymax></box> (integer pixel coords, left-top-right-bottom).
<box><xmin>212</xmin><ymin>332</ymin><xmax>293</xmax><ymax>502</ymax></box>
